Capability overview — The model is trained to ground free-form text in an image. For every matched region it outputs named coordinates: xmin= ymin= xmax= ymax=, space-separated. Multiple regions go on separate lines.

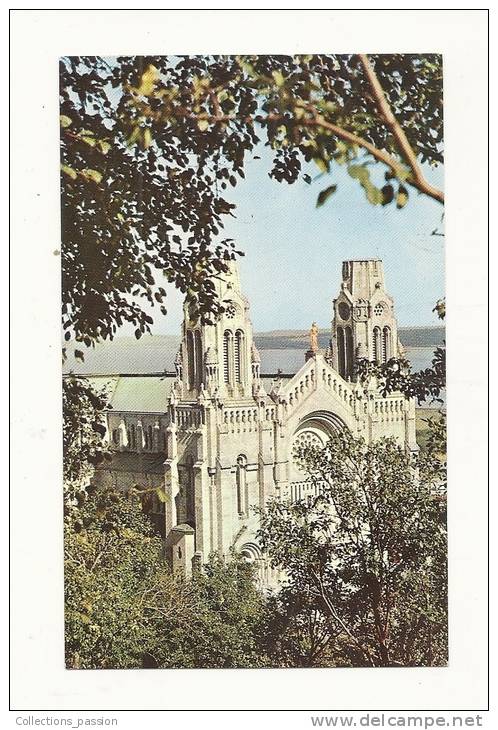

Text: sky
xmin=142 ymin=141 xmax=444 ymax=336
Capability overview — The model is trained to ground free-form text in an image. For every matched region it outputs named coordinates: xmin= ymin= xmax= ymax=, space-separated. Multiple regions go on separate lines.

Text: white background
xmin=7 ymin=4 xmax=492 ymax=724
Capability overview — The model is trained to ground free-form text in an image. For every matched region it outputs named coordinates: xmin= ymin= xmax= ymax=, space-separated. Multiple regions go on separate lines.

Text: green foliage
xmin=258 ymin=587 xmax=340 ymax=667
xmin=150 ymin=554 xmax=267 ymax=668
xmin=63 ymin=376 xmax=266 ymax=669
xmin=61 ymin=55 xmax=443 ymax=354
xmin=356 ymin=346 xmax=446 ymax=405
xmin=316 ymin=184 xmax=337 ymax=207
xmin=258 ymin=430 xmax=447 ymax=667
xmin=63 ymin=376 xmax=112 ymax=495
xmin=65 ymin=488 xmax=267 ymax=669
xmin=356 ymin=298 xmax=445 ymax=405
xmin=65 ymin=486 xmax=166 ymax=669
xmin=60 ymin=57 xmax=241 ymax=355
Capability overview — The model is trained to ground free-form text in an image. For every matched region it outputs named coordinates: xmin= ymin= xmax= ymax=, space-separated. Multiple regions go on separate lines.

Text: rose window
xmin=291 ymin=430 xmax=325 ymax=468
xmin=374 ymin=303 xmax=384 ymax=316
xmin=338 ymin=302 xmax=351 ymax=321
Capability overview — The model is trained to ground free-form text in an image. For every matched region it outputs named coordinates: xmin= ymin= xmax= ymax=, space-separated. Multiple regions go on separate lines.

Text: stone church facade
xmin=95 ymin=259 xmax=418 ymax=583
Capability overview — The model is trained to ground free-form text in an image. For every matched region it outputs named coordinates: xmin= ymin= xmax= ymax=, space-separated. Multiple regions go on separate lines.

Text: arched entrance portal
xmin=289 ymin=410 xmax=346 ymax=502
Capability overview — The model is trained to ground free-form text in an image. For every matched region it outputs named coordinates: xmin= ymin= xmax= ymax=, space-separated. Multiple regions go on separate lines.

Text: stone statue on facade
xmin=309 ymin=322 xmax=319 ymax=353
xmin=305 ymin=322 xmax=320 ymax=362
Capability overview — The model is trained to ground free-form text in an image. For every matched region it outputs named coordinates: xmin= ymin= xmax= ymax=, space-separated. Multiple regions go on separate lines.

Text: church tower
xmin=175 ymin=260 xmax=259 ymax=400
xmin=331 ymin=259 xmax=401 ymax=380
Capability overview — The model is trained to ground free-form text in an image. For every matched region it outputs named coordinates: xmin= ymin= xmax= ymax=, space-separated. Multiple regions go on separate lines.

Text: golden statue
xmin=309 ymin=322 xmax=319 ymax=353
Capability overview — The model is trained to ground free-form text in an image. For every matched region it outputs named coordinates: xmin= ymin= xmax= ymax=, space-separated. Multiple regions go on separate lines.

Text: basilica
xmin=94 ymin=258 xmax=418 ymax=583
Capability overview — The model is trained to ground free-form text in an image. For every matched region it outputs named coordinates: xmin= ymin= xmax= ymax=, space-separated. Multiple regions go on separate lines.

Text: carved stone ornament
xmin=353 ymin=301 xmax=369 ymax=322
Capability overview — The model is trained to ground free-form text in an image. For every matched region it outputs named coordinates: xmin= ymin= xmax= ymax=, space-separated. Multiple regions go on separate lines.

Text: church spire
xmin=331 ymin=259 xmax=401 ymax=380
xmin=179 ymin=258 xmax=257 ymax=399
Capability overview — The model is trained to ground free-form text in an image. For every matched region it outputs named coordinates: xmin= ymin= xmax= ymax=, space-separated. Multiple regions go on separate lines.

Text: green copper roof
xmin=85 ymin=375 xmax=174 ymax=414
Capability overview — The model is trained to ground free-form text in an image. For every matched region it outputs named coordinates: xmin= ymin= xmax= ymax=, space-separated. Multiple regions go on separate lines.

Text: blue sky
xmin=148 ymin=141 xmax=444 ymax=335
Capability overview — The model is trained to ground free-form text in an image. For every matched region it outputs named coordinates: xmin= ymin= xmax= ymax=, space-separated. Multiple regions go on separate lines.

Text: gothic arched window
xmin=345 ymin=326 xmax=353 ymax=380
xmin=382 ymin=326 xmax=392 ymax=362
xmin=234 ymin=329 xmax=245 ymax=384
xmin=186 ymin=330 xmax=195 ymax=389
xmin=185 ymin=455 xmax=195 ymax=526
xmin=373 ymin=326 xmax=382 ymax=364
xmin=223 ymin=330 xmax=233 ymax=384
xmin=337 ymin=326 xmax=345 ymax=378
xmin=194 ymin=329 xmax=203 ymax=387
xmin=236 ymin=454 xmax=247 ymax=515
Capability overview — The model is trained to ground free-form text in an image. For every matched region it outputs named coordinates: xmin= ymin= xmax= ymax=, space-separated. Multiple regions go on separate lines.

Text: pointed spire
xmin=324 ymin=339 xmax=334 ymax=364
xmin=174 ymin=345 xmax=183 ymax=378
xmin=215 ymin=257 xmax=242 ymax=298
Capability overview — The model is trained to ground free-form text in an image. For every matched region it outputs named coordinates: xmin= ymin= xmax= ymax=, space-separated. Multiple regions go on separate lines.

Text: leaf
xmin=272 ymin=70 xmax=285 ymax=87
xmin=313 ymin=157 xmax=329 ymax=174
xmin=365 ymin=183 xmax=384 ymax=205
xmin=347 ymin=164 xmax=370 ymax=184
xmin=60 ymin=114 xmax=72 ymax=128
xmin=396 ymin=185 xmax=409 ymax=209
xmin=80 ymin=136 xmax=97 ymax=148
xmin=316 ymin=184 xmax=337 ymax=207
xmin=127 ymin=126 xmax=141 ymax=146
xmin=99 ymin=140 xmax=111 ymax=154
xmin=143 ymin=129 xmax=152 ymax=149
xmin=197 ymin=119 xmax=209 ymax=132
xmin=61 ymin=164 xmax=77 ymax=180
xmin=396 ymin=192 xmax=408 ymax=208
xmin=381 ymin=184 xmax=394 ymax=206
xmin=155 ymin=487 xmax=168 ymax=503
xmin=82 ymin=169 xmax=103 ymax=184
xmin=137 ymin=64 xmax=160 ymax=96
xmin=74 ymin=350 xmax=84 ymax=361
xmin=135 ymin=329 xmax=142 ymax=340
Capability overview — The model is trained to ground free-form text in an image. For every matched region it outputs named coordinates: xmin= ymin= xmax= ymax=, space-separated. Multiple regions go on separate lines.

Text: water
xmin=259 ymin=346 xmax=437 ymax=375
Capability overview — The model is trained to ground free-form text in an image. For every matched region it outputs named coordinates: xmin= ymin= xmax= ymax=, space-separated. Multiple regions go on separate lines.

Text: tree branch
xmin=149 ymin=74 xmax=444 ymax=205
xmin=357 ymin=54 xmax=444 ymax=204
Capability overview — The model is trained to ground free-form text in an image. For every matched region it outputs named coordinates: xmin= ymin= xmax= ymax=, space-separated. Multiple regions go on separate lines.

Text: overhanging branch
xmin=358 ymin=54 xmax=444 ymax=204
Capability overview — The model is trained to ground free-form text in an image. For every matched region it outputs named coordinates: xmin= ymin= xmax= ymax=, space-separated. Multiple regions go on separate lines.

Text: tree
xmin=356 ymin=298 xmax=446 ymax=405
xmin=150 ymin=553 xmax=268 ymax=669
xmin=60 ymin=54 xmax=443 ymax=355
xmin=257 ymin=429 xmax=447 ymax=667
xmin=62 ymin=355 xmax=268 ymax=668
xmin=65 ymin=481 xmax=269 ymax=668
xmin=62 ymin=375 xmax=112 ymax=498
xmin=258 ymin=586 xmax=340 ymax=667
xmin=64 ymin=485 xmax=167 ymax=669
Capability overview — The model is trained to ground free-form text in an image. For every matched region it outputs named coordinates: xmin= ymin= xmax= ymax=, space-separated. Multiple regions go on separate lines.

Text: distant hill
xmin=63 ymin=326 xmax=444 ymax=376
xmin=255 ymin=326 xmax=445 ymax=350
